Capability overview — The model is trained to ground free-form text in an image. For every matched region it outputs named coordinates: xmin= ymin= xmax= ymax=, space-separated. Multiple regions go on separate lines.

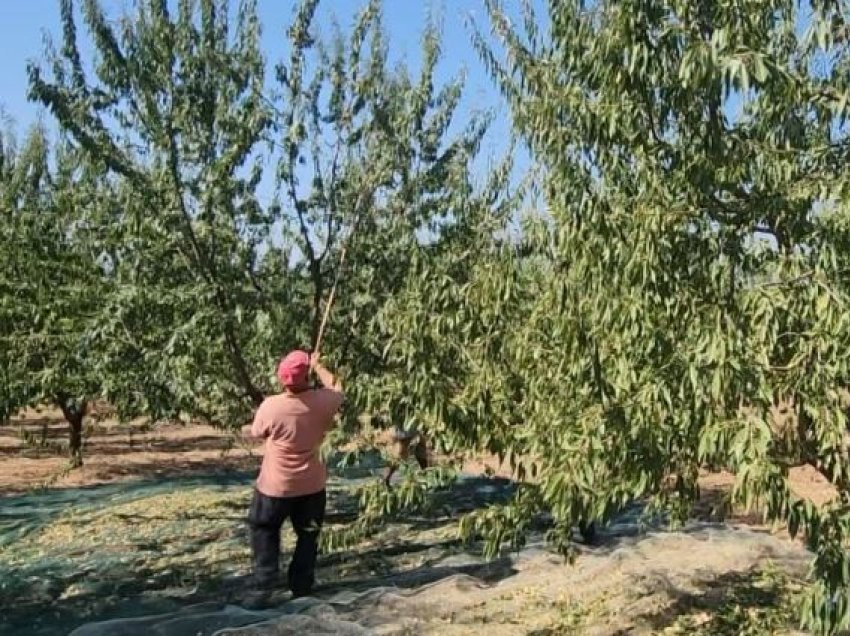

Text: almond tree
xmin=0 ymin=126 xmax=107 ymax=466
xmin=459 ymin=1 xmax=850 ymax=632
xmin=26 ymin=0 xmax=511 ymax=439
xmin=268 ymin=0 xmax=508 ymax=409
xmin=28 ymin=0 xmax=287 ymax=427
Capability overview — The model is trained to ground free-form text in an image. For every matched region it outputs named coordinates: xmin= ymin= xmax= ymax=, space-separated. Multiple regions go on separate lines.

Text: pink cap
xmin=277 ymin=350 xmax=310 ymax=388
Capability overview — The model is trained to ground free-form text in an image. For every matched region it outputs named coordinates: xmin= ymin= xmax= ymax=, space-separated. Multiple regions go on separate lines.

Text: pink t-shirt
xmin=251 ymin=388 xmax=344 ymax=498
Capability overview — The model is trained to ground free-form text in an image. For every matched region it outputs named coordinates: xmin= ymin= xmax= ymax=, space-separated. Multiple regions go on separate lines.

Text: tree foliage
xmin=449 ymin=1 xmax=850 ymax=632
xmin=267 ymin=0 xmax=513 ymax=435
xmin=28 ymin=0 xmax=280 ymax=427
xmin=22 ymin=0 xmax=512 ymax=452
xmin=0 ymin=125 xmax=108 ymax=465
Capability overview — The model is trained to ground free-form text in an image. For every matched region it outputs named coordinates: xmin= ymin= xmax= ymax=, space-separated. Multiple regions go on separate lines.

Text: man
xmin=383 ymin=422 xmax=429 ymax=487
xmin=242 ymin=349 xmax=344 ymax=597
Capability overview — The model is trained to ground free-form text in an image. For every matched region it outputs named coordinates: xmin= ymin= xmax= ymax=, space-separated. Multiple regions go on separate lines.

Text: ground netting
xmin=0 ymin=455 xmax=519 ymax=636
xmin=65 ymin=525 xmax=814 ymax=636
xmin=0 ymin=451 xmax=817 ymax=635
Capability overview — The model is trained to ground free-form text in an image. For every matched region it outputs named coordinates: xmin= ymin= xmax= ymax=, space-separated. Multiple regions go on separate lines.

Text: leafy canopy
xmin=460 ymin=1 xmax=850 ymax=632
xmin=0 ymin=124 xmax=110 ymax=465
xmin=25 ymin=0 xmax=511 ymax=437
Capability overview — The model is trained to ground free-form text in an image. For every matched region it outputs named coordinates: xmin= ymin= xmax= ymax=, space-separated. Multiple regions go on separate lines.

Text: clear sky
xmin=0 ymin=0 xmax=535 ymax=184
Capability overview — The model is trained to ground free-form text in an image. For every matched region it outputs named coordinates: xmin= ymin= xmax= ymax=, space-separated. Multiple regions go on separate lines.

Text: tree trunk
xmin=68 ymin=414 xmax=83 ymax=468
xmin=579 ymin=520 xmax=597 ymax=544
xmin=56 ymin=396 xmax=87 ymax=468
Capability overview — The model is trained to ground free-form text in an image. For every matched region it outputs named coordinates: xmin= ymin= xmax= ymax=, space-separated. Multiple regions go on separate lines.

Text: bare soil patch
xmin=1 ymin=409 xmax=839 ymax=515
xmin=0 ymin=409 xmax=259 ymax=495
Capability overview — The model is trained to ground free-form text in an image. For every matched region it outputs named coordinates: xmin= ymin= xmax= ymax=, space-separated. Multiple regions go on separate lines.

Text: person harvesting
xmin=382 ymin=424 xmax=429 ymax=487
xmin=242 ymin=350 xmax=344 ymax=596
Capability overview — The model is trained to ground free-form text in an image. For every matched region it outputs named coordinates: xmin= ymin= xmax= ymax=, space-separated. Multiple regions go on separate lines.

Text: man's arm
xmin=310 ymin=352 xmax=343 ymax=393
xmin=243 ymin=402 xmax=269 ymax=442
xmin=310 ymin=352 xmax=344 ymax=426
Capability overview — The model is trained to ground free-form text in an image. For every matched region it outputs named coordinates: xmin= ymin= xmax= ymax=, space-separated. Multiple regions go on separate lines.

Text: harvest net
xmin=0 ymin=451 xmax=816 ymax=636
xmin=66 ymin=524 xmax=814 ymax=636
xmin=0 ymin=459 xmax=517 ymax=636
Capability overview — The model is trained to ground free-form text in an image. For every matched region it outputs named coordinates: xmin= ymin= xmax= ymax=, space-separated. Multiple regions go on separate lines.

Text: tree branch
xmin=163 ymin=87 xmax=264 ymax=407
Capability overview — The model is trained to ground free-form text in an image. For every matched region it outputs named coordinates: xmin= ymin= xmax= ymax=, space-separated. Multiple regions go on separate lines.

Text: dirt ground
xmin=1 ymin=408 xmax=837 ymax=514
xmin=0 ymin=408 xmax=259 ymax=495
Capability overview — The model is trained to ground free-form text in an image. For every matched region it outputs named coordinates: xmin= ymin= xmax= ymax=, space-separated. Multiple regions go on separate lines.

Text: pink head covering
xmin=277 ymin=350 xmax=310 ymax=389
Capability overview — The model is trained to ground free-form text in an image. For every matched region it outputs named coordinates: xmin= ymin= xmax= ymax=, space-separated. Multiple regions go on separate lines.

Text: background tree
xmin=26 ymin=0 xmax=516 ymax=441
xmin=455 ymin=1 xmax=850 ymax=632
xmin=0 ymin=125 xmax=107 ymax=466
xmin=28 ymin=0 xmax=286 ymax=428
xmin=19 ymin=0 xmax=529 ymax=560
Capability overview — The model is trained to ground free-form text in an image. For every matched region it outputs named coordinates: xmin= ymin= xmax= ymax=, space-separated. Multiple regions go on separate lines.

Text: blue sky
xmin=0 ymin=0 xmax=534 ymax=185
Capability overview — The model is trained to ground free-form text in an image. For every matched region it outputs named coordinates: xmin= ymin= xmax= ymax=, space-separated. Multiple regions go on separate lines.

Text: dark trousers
xmin=248 ymin=488 xmax=326 ymax=596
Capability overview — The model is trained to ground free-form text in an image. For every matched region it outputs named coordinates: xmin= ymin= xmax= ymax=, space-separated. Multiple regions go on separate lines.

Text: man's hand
xmin=309 ymin=350 xmax=343 ymax=393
